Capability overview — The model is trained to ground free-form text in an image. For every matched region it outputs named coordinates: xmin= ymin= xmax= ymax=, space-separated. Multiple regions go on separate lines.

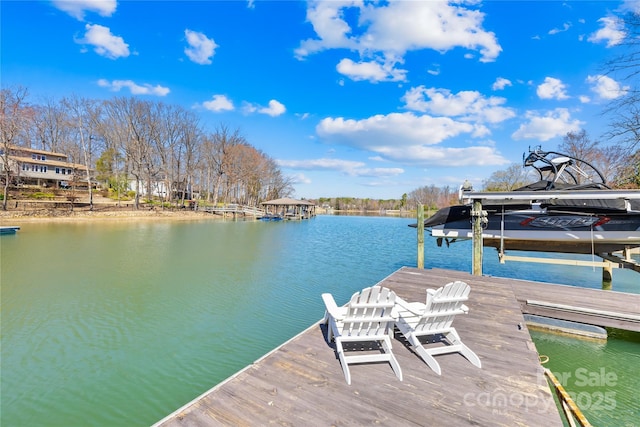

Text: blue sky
xmin=1 ymin=0 xmax=637 ymax=199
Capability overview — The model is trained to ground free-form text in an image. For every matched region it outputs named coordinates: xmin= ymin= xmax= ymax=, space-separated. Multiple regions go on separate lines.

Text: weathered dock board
xmin=434 ymin=269 xmax=640 ymax=332
xmin=512 ymin=279 xmax=640 ymax=332
xmin=154 ymin=267 xmax=564 ymax=427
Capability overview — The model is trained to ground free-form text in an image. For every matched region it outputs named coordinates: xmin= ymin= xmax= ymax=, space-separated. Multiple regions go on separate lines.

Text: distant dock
xmin=149 ymin=266 xmax=640 ymax=426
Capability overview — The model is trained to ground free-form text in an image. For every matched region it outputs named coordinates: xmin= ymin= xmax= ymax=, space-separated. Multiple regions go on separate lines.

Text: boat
xmin=0 ymin=226 xmax=21 ymax=235
xmin=413 ymin=147 xmax=640 ymax=254
xmin=259 ymin=214 xmax=283 ymax=221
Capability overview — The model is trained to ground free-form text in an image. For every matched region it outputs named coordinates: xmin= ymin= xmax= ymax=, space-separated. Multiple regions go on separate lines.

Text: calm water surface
xmin=1 ymin=216 xmax=638 ymax=426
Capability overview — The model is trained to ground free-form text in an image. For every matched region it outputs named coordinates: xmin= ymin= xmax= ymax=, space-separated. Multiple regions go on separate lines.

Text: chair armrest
xmin=394 ymin=297 xmax=424 ymax=316
xmin=461 ymin=304 xmax=469 ymax=314
xmin=321 ymin=293 xmax=343 ymax=320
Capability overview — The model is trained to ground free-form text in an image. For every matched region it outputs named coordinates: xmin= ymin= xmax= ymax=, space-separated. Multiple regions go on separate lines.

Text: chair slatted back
xmin=414 ymin=281 xmax=470 ymax=333
xmin=341 ymin=286 xmax=396 ymax=337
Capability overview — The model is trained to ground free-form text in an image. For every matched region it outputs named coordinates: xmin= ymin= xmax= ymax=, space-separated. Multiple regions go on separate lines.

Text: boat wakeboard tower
xmin=413 ymin=146 xmax=640 ymax=256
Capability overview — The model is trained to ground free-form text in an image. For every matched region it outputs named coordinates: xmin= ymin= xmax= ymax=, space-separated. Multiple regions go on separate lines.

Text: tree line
xmin=3 ymin=85 xmax=636 ymax=214
xmin=1 ymin=87 xmax=293 ymax=210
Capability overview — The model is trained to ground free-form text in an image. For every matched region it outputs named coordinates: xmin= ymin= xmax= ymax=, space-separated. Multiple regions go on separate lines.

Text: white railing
xmin=197 ymin=204 xmax=266 ymax=217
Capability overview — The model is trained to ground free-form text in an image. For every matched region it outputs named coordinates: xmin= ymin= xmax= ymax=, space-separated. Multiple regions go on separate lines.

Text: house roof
xmin=261 ymin=197 xmax=315 ymax=206
xmin=10 ymin=155 xmax=88 ymax=171
xmin=9 ymin=144 xmax=68 ymax=158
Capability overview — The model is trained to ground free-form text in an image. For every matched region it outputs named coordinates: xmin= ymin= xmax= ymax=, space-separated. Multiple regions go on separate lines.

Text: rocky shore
xmin=0 ymin=205 xmax=226 ymax=223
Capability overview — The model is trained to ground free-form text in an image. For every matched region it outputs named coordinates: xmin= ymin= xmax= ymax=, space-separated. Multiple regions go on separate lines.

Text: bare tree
xmin=3 ymin=89 xmax=295 ymax=209
xmin=599 ymin=144 xmax=637 ymax=188
xmin=178 ymin=109 xmax=201 ymax=205
xmin=100 ymin=100 xmax=130 ymax=204
xmin=407 ymin=184 xmax=459 ymax=210
xmin=557 ymin=129 xmax=631 ymax=187
xmin=102 ymin=97 xmax=151 ymax=209
xmin=262 ymin=157 xmax=293 ymax=200
xmin=207 ymin=125 xmax=246 ymax=205
xmin=0 ymin=86 xmax=30 ymax=210
xmin=63 ymin=95 xmax=103 ymax=210
xmin=29 ymin=97 xmax=70 ymax=152
xmin=482 ymin=163 xmax=533 ymax=191
xmin=557 ymin=130 xmax=605 ymax=185
xmin=600 ymin=11 xmax=640 ymax=186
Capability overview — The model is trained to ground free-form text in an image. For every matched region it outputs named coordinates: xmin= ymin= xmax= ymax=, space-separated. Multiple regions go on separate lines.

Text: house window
xmin=32 ymin=154 xmax=37 ymax=160
xmin=61 ymin=169 xmax=66 ymax=175
xmin=31 ymin=164 xmax=37 ymax=171
xmin=42 ymin=155 xmax=46 ymax=161
xmin=67 ymin=169 xmax=72 ymax=175
xmin=55 ymin=167 xmax=60 ymax=174
xmin=41 ymin=166 xmax=47 ymax=173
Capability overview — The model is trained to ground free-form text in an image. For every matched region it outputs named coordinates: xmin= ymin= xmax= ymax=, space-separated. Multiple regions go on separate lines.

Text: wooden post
xmin=417 ymin=203 xmax=424 ymax=269
xmin=602 ymin=263 xmax=613 ymax=290
xmin=471 ymin=199 xmax=484 ymax=276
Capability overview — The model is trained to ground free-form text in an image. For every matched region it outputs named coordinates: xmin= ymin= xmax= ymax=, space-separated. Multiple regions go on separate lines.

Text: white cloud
xmin=376 ymin=145 xmax=509 ymax=167
xmin=296 ymin=1 xmax=501 ymax=82
xmin=336 ymin=58 xmax=407 ymax=82
xmin=184 ymin=29 xmax=218 ymax=65
xmin=492 ymin=77 xmax=512 ymax=91
xmin=279 ymin=158 xmax=364 ymax=172
xmin=77 ymin=24 xmax=129 ymax=59
xmin=512 ymin=108 xmax=584 ymax=141
xmin=427 ymin=67 xmax=440 ymax=76
xmin=318 ymin=112 xmax=473 ymax=148
xmin=586 ymin=74 xmax=629 ymax=100
xmin=537 ymin=77 xmax=569 ymax=100
xmin=242 ymin=100 xmax=286 ymax=116
xmin=202 ymin=95 xmax=234 ymax=112
xmin=579 ymin=95 xmax=591 ymax=103
xmin=315 ymin=112 xmax=508 ymax=167
xmin=277 ymin=158 xmax=404 ymax=177
xmin=351 ymin=167 xmax=404 ymax=178
xmin=259 ymin=100 xmax=286 ymax=117
xmin=588 ymin=16 xmax=625 ymax=47
xmin=402 ymin=86 xmax=516 ymax=124
xmin=52 ymin=0 xmax=116 ymax=20
xmin=289 ymin=173 xmax=312 ymax=185
xmin=549 ymin=22 xmax=571 ymax=35
xmin=619 ymin=0 xmax=640 ymax=15
xmin=97 ymin=79 xmax=169 ymax=96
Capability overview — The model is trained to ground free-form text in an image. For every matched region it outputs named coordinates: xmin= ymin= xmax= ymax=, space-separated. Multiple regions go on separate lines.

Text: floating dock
xmin=148 ymin=266 xmax=640 ymax=426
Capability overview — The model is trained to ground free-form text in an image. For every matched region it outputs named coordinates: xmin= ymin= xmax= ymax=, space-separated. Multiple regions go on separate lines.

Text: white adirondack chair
xmin=393 ymin=280 xmax=481 ymax=375
xmin=322 ymin=286 xmax=403 ymax=385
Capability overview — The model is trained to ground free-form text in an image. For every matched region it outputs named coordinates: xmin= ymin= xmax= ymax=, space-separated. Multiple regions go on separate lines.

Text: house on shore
xmin=0 ymin=145 xmax=90 ymax=189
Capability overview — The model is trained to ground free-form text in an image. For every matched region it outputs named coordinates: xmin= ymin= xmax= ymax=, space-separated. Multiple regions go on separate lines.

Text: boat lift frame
xmin=463 ymin=190 xmax=640 ymax=280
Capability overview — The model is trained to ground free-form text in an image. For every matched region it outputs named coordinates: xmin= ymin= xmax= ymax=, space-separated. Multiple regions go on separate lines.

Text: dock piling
xmin=471 ymin=199 xmax=486 ymax=275
xmin=417 ymin=203 xmax=424 ymax=269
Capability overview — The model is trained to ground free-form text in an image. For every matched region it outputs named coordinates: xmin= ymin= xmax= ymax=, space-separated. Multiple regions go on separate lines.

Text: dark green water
xmin=1 ymin=216 xmax=638 ymax=426
xmin=531 ymin=329 xmax=640 ymax=426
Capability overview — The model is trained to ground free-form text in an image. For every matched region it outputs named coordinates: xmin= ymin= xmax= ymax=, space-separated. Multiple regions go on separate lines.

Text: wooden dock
xmin=502 ymin=276 xmax=639 ymax=332
xmin=197 ymin=204 xmax=265 ymax=217
xmin=153 ymin=267 xmax=591 ymax=427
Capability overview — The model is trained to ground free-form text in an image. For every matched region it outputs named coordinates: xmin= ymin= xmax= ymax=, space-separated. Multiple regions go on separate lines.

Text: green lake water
xmin=1 ymin=216 xmax=638 ymax=426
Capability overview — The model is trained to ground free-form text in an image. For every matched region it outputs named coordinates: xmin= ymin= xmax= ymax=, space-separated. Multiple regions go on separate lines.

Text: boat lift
xmin=463 ymin=189 xmax=640 ymax=285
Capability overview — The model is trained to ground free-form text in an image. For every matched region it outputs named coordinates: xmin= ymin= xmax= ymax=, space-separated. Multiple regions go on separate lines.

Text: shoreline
xmin=0 ymin=208 xmax=233 ymax=224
